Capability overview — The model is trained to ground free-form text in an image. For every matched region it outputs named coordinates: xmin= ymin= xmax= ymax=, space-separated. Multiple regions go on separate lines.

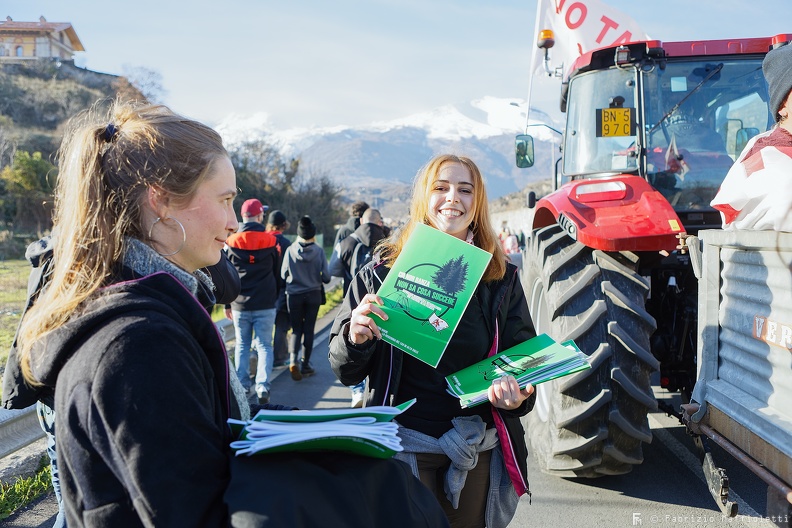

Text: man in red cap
xmin=224 ymin=198 xmax=280 ymax=404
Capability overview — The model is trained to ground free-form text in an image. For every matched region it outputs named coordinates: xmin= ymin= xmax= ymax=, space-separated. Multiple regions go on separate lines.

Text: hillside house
xmin=0 ymin=16 xmax=84 ymax=61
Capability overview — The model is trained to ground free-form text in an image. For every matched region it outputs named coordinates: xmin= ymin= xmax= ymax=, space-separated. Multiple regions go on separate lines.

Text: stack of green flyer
xmin=228 ymin=399 xmax=415 ymax=459
xmin=374 ymin=223 xmax=492 ymax=368
xmin=445 ymin=335 xmax=590 ymax=408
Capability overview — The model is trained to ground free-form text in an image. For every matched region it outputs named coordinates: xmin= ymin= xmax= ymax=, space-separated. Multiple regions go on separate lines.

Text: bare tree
xmin=227 ymin=138 xmax=344 ymax=241
xmin=120 ymin=65 xmax=167 ymax=104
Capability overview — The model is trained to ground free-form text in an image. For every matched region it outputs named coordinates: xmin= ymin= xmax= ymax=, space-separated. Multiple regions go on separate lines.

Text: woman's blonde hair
xmin=378 ymin=154 xmax=507 ymax=282
xmin=18 ymin=101 xmax=228 ymax=383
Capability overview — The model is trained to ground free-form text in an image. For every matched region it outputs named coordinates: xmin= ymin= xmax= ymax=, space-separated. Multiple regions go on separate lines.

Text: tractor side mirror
xmin=515 ymin=134 xmax=535 ymax=168
xmin=526 ymin=191 xmax=536 ymax=209
xmin=735 ymin=127 xmax=759 ymax=154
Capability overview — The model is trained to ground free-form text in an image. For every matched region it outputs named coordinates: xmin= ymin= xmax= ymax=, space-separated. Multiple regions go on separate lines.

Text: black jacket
xmin=224 ymin=222 xmax=280 ymax=311
xmin=329 ymin=257 xmax=536 ymax=496
xmin=271 ymin=231 xmax=291 ymax=311
xmin=336 ymin=222 xmax=386 ymax=280
xmin=333 ymin=216 xmax=360 ymax=247
xmin=29 ymin=271 xmax=233 ymax=526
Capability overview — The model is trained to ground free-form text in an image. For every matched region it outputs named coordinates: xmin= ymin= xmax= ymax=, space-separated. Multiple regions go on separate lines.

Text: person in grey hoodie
xmin=281 ymin=215 xmax=331 ymax=380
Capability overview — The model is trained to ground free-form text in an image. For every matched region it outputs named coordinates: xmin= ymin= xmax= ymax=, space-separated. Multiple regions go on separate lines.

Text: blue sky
xmin=5 ymin=1 xmax=791 ymax=129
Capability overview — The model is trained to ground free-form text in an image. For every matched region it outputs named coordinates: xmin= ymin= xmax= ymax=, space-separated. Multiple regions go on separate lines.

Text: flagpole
xmin=524 ymin=0 xmax=545 ymax=128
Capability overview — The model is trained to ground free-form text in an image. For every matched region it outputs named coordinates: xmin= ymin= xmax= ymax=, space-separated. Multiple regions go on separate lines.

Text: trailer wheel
xmin=522 ymin=224 xmax=659 ymax=477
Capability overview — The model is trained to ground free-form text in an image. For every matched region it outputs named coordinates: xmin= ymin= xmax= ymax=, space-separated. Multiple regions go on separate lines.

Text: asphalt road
xmin=3 ymin=306 xmax=783 ymax=527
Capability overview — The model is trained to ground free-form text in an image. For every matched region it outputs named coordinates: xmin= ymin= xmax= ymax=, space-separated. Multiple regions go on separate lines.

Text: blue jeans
xmin=36 ymin=401 xmax=65 ymax=528
xmin=232 ymin=309 xmax=276 ymax=392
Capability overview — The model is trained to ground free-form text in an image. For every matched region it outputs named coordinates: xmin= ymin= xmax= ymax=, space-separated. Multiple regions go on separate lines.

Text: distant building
xmin=0 ymin=16 xmax=84 ymax=61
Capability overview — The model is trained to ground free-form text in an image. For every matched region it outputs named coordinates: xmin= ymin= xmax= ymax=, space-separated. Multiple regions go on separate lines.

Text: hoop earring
xmin=148 ymin=216 xmax=186 ymax=257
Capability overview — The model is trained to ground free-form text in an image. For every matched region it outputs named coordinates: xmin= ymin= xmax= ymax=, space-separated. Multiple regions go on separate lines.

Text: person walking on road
xmin=224 ymin=198 xmax=281 ymax=404
xmin=266 ymin=209 xmax=292 ymax=367
xmin=331 ymin=207 xmax=386 ymax=407
xmin=281 ymin=215 xmax=331 ymax=380
xmin=329 ymin=200 xmax=369 ymax=294
xmin=329 ymin=154 xmax=537 ymax=528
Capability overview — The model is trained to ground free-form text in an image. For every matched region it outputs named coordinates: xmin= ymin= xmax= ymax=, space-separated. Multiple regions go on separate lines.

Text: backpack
xmin=328 ymin=242 xmax=346 ymax=278
xmin=348 ymin=234 xmax=372 ymax=280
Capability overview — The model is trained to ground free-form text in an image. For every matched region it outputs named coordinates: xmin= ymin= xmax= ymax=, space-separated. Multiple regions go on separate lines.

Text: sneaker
xmin=300 ymin=360 xmax=315 ymax=377
xmin=256 ymin=386 xmax=270 ymax=404
xmin=290 ymin=364 xmax=303 ymax=381
xmin=350 ymin=391 xmax=364 ymax=408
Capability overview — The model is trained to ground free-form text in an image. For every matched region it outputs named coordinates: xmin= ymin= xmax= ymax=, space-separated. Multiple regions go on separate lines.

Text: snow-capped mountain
xmin=216 ymin=97 xmax=561 ymax=215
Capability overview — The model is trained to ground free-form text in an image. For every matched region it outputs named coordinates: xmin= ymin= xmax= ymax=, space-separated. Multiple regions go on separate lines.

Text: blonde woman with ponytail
xmin=329 ymin=154 xmax=537 ymax=528
xmin=17 ymin=101 xmax=242 ymax=525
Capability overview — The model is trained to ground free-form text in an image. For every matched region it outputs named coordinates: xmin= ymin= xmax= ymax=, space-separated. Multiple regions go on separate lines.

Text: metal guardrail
xmin=0 ymin=407 xmax=44 ymax=459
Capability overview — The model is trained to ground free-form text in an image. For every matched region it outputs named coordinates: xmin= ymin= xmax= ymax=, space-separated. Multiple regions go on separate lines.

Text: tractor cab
xmin=518 ymin=38 xmax=776 ymax=233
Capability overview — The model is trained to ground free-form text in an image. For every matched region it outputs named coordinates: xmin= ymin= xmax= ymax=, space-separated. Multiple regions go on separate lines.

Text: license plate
xmin=596 ymin=108 xmax=634 ymax=137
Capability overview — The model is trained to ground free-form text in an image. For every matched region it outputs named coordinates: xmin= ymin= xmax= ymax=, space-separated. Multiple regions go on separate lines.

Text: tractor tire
xmin=522 ymin=224 xmax=659 ymax=477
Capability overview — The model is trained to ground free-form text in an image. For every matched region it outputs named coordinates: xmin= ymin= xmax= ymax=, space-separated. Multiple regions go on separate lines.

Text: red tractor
xmin=516 ymin=33 xmax=792 ymax=477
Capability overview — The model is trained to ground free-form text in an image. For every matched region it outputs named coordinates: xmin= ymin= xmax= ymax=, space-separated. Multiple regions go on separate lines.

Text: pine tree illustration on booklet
xmin=228 ymin=399 xmax=416 ymax=459
xmin=445 ymin=335 xmax=590 ymax=408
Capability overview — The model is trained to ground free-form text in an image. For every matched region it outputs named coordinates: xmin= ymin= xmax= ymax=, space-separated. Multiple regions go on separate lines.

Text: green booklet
xmin=445 ymin=335 xmax=590 ymax=408
xmin=374 ymin=223 xmax=492 ymax=367
xmin=228 ymin=399 xmax=415 ymax=459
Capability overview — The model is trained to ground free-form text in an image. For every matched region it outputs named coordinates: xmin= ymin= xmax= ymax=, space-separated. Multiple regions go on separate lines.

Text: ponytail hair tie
xmin=102 ymin=123 xmax=118 ymax=143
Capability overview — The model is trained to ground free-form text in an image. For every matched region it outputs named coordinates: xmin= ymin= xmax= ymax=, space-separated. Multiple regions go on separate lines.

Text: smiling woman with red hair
xmin=329 ymin=153 xmax=537 ymax=528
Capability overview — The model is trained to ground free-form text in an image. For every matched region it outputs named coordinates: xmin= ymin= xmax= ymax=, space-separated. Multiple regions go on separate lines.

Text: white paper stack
xmin=228 ymin=400 xmax=415 ymax=459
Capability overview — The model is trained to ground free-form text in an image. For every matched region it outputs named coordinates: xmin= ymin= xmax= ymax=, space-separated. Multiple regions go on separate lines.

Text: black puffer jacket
xmin=329 ymin=256 xmax=537 ymax=496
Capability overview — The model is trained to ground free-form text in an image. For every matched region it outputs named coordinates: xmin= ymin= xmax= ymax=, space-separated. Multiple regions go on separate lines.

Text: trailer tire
xmin=522 ymin=224 xmax=659 ymax=477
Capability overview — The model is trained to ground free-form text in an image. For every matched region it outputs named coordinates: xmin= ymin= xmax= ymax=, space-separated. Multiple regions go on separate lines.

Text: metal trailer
xmin=684 ymin=229 xmax=792 ymax=521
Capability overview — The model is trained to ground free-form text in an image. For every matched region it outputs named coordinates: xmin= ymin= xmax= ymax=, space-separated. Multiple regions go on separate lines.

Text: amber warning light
xmin=537 ymin=29 xmax=555 ymax=50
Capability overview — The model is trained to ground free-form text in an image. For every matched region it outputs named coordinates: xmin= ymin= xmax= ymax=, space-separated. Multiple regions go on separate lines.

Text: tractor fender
xmin=531 ymin=175 xmax=685 ymax=253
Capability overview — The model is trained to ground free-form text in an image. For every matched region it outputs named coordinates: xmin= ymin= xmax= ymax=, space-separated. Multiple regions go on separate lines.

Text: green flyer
xmin=445 ymin=336 xmax=590 ymax=408
xmin=374 ymin=223 xmax=492 ymax=368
